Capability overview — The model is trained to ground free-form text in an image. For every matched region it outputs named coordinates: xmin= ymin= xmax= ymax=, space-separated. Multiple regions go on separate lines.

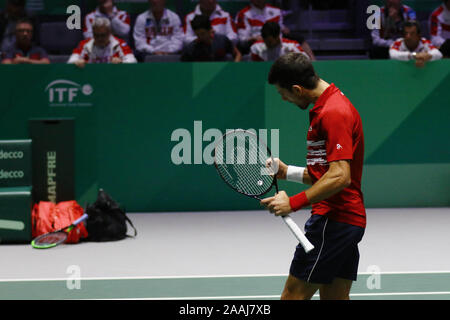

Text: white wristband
xmin=286 ymin=166 xmax=305 ymax=184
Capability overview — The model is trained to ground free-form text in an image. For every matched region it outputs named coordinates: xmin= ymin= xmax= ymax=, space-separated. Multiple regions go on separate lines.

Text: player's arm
xmin=270 ymin=158 xmax=312 ymax=185
xmin=275 ymin=158 xmax=350 ymax=197
xmin=111 ymin=11 xmax=131 ymax=38
xmin=302 ymin=160 xmax=350 ymax=204
xmin=261 ymin=160 xmax=350 ymax=215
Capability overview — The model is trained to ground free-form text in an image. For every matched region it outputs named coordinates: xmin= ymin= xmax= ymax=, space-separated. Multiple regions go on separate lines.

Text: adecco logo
xmin=0 ymin=150 xmax=24 ymax=159
xmin=45 ymin=79 xmax=94 ymax=107
xmin=0 ymin=169 xmax=24 ymax=179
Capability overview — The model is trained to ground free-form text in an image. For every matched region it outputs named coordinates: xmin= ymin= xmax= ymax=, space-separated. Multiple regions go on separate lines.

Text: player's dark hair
xmin=268 ymin=52 xmax=319 ymax=91
xmin=191 ymin=14 xmax=212 ymax=31
xmin=261 ymin=22 xmax=280 ymax=39
xmin=16 ymin=17 xmax=34 ymax=29
xmin=402 ymin=20 xmax=421 ymax=34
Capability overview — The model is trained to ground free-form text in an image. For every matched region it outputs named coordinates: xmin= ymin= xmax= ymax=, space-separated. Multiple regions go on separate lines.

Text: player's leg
xmin=281 ymin=274 xmax=320 ymax=300
xmin=285 ymin=215 xmax=328 ymax=300
xmin=319 ymin=237 xmax=363 ymax=300
xmin=319 ymin=277 xmax=353 ymax=300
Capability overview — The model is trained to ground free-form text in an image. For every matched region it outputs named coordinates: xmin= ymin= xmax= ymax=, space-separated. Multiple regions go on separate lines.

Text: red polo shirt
xmin=305 ymin=83 xmax=366 ymax=228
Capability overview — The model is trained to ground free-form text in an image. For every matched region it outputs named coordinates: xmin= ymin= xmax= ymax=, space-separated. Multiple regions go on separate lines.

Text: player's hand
xmin=111 ymin=57 xmax=122 ymax=64
xmin=260 ymin=191 xmax=292 ymax=216
xmin=265 ymin=157 xmax=288 ymax=180
xmin=12 ymin=56 xmax=30 ymax=64
xmin=74 ymin=59 xmax=86 ymax=68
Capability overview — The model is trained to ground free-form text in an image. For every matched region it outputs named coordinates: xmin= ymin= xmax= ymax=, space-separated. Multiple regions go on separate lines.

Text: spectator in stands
xmin=181 ymin=14 xmax=241 ymax=62
xmin=235 ymin=0 xmax=315 ymax=59
xmin=0 ymin=0 xmax=35 ymax=52
xmin=184 ymin=0 xmax=237 ymax=46
xmin=1 ymin=18 xmax=49 ymax=64
xmin=69 ymin=17 xmax=136 ymax=68
xmin=370 ymin=0 xmax=416 ymax=59
xmin=236 ymin=0 xmax=288 ymax=47
xmin=430 ymin=0 xmax=450 ymax=58
xmin=250 ymin=21 xmax=309 ymax=61
xmin=133 ymin=0 xmax=183 ymax=59
xmin=390 ymin=20 xmax=442 ymax=67
xmin=84 ymin=0 xmax=130 ymax=41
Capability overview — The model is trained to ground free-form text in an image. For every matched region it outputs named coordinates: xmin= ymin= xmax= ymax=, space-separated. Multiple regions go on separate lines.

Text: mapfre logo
xmin=45 ymin=79 xmax=94 ymax=107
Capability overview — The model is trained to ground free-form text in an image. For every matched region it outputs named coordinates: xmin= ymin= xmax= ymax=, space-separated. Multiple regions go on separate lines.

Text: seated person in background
xmin=68 ymin=17 xmax=136 ymax=68
xmin=84 ymin=0 xmax=130 ymax=41
xmin=390 ymin=20 xmax=442 ymax=67
xmin=0 ymin=0 xmax=35 ymax=52
xmin=181 ymin=14 xmax=241 ymax=62
xmin=250 ymin=21 xmax=309 ymax=61
xmin=235 ymin=0 xmax=288 ymax=52
xmin=1 ymin=18 xmax=49 ymax=64
xmin=370 ymin=0 xmax=416 ymax=59
xmin=133 ymin=0 xmax=183 ymax=58
xmin=184 ymin=0 xmax=237 ymax=46
xmin=430 ymin=0 xmax=450 ymax=57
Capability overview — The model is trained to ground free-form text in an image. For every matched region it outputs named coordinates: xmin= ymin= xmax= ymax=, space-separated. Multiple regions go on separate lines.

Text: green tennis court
xmin=2 ymin=272 xmax=450 ymax=300
xmin=2 ymin=209 xmax=450 ymax=300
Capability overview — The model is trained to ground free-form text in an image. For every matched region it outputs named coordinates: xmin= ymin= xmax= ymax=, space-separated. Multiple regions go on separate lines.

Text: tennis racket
xmin=214 ymin=129 xmax=314 ymax=253
xmin=31 ymin=213 xmax=89 ymax=249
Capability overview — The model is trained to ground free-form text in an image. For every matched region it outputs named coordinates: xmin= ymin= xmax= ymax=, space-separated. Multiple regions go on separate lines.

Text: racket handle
xmin=72 ymin=213 xmax=89 ymax=226
xmin=282 ymin=216 xmax=314 ymax=253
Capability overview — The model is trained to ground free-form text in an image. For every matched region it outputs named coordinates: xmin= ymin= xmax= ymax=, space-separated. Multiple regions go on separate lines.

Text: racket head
xmin=31 ymin=231 xmax=68 ymax=249
xmin=214 ymin=129 xmax=278 ymax=199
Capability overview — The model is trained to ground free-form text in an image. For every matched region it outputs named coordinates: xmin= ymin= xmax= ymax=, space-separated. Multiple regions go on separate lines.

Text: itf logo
xmin=45 ymin=80 xmax=94 ymax=107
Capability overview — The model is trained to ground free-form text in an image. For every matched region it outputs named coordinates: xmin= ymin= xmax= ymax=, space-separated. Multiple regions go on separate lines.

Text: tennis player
xmin=261 ymin=52 xmax=366 ymax=300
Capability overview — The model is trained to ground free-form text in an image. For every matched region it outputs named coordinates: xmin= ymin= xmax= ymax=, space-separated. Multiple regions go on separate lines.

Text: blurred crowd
xmin=0 ymin=0 xmax=449 ymax=67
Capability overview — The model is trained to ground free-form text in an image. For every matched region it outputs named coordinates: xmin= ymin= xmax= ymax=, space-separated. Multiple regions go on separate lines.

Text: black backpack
xmin=85 ymin=189 xmax=137 ymax=242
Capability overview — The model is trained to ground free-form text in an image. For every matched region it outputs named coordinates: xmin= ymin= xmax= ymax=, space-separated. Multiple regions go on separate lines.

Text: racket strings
xmin=33 ymin=232 xmax=67 ymax=246
xmin=215 ymin=131 xmax=275 ymax=196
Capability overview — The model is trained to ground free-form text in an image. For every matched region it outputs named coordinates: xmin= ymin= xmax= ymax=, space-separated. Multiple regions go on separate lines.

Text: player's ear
xmin=291 ymin=85 xmax=303 ymax=96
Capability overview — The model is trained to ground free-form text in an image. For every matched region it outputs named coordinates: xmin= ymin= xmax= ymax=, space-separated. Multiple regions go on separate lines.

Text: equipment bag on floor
xmin=85 ymin=189 xmax=137 ymax=242
xmin=32 ymin=200 xmax=88 ymax=244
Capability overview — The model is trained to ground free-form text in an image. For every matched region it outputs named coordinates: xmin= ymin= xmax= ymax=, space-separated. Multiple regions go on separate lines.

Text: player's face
xmin=275 ymin=84 xmax=311 ymax=110
xmin=15 ymin=22 xmax=33 ymax=45
xmin=194 ymin=28 xmax=213 ymax=44
xmin=404 ymin=26 xmax=420 ymax=49
xmin=264 ymin=36 xmax=281 ymax=49
xmin=93 ymin=26 xmax=111 ymax=48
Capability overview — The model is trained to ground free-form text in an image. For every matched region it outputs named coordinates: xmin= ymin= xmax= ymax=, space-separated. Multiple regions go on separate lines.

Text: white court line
xmin=104 ymin=291 xmax=450 ymax=300
xmin=2 ymin=270 xmax=450 ymax=282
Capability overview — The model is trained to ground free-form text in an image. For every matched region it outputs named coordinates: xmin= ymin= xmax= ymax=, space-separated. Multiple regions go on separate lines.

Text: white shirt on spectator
xmin=68 ymin=36 xmax=137 ymax=64
xmin=371 ymin=5 xmax=416 ymax=48
xmin=133 ymin=8 xmax=184 ymax=54
xmin=389 ymin=37 xmax=443 ymax=61
xmin=84 ymin=6 xmax=130 ymax=39
xmin=235 ymin=4 xmax=284 ymax=43
xmin=183 ymin=4 xmax=237 ymax=45
xmin=250 ymin=38 xmax=308 ymax=61
xmin=429 ymin=3 xmax=450 ymax=47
